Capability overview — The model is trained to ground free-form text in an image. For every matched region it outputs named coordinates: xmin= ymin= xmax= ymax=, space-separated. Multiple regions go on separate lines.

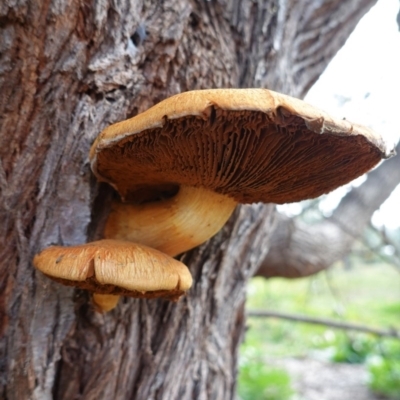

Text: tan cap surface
xmin=34 ymin=240 xmax=192 ymax=299
xmin=90 ymin=89 xmax=393 ymax=204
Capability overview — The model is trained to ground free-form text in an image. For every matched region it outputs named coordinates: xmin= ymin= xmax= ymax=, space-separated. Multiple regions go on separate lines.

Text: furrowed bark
xmin=0 ymin=0 xmax=377 ymax=398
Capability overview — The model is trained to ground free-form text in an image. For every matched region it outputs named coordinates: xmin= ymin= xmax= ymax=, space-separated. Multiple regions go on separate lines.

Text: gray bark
xmin=0 ymin=0 xmax=376 ymax=398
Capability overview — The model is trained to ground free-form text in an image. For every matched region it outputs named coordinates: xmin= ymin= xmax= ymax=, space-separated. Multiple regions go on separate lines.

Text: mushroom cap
xmin=90 ymin=89 xmax=393 ymax=204
xmin=33 ymin=240 xmax=192 ymax=300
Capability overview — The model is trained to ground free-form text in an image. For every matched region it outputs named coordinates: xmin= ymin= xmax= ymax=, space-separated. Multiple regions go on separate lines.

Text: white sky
xmin=304 ymin=0 xmax=400 ymax=229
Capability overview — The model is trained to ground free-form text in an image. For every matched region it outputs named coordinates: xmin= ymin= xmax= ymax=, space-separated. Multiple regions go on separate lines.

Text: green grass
xmin=239 ymin=261 xmax=400 ymax=397
xmin=244 ymin=262 xmax=400 ymax=357
xmin=369 ymin=353 xmax=400 ymax=399
xmin=238 ymin=343 xmax=294 ymax=400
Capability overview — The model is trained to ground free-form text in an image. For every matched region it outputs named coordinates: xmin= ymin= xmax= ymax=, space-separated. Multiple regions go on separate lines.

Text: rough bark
xmin=0 ymin=0 xmax=376 ymax=399
xmin=257 ymin=141 xmax=400 ymax=279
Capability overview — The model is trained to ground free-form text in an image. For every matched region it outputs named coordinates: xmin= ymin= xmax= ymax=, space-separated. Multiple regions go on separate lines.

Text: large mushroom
xmin=90 ymin=89 xmax=392 ymax=257
xmin=34 ymin=88 xmax=392 ymax=312
xmin=33 ymin=240 xmax=192 ymax=311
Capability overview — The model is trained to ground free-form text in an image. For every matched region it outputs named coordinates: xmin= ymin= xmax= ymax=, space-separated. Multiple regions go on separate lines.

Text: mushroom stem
xmin=104 ymin=185 xmax=238 ymax=257
xmin=92 ymin=293 xmax=120 ymax=312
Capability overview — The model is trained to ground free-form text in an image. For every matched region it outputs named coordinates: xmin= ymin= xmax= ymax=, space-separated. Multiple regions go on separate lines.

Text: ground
xmin=273 ymin=357 xmax=385 ymax=400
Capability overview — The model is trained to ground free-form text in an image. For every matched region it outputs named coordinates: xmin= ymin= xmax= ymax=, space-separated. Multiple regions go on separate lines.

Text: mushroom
xmin=90 ymin=88 xmax=392 ymax=256
xmin=33 ymin=239 xmax=192 ymax=311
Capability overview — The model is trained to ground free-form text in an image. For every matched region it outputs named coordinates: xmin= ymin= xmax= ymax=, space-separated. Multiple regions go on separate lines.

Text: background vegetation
xmin=239 ymin=221 xmax=400 ymax=399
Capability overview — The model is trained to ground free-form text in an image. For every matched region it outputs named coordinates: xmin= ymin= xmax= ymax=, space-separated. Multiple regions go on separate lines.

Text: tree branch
xmin=247 ymin=310 xmax=400 ymax=339
xmin=257 ymin=141 xmax=400 ymax=279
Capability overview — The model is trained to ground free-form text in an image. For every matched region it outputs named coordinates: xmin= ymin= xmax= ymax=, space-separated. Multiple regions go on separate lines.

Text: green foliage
xmin=323 ymin=335 xmax=400 ymax=398
xmin=380 ymin=302 xmax=400 ymax=315
xmin=368 ymin=341 xmax=400 ymax=399
xmin=369 ymin=358 xmax=400 ymax=399
xmin=241 ymin=263 xmax=400 ymax=398
xmin=331 ymin=335 xmax=374 ymax=364
xmin=238 ymin=339 xmax=293 ymax=400
xmin=238 ymin=352 xmax=293 ymax=400
xmin=246 ymin=265 xmax=400 ymax=357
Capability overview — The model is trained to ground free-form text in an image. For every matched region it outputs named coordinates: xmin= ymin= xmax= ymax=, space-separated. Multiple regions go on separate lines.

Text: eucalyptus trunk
xmin=0 ymin=0 xmax=376 ymax=398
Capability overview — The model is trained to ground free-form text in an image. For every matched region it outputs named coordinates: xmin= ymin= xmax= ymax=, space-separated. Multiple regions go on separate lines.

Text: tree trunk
xmin=257 ymin=141 xmax=400 ymax=279
xmin=0 ymin=0 xmax=377 ymax=398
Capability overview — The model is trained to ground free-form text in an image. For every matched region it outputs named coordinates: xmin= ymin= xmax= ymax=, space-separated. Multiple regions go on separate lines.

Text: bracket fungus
xmin=33 ymin=240 xmax=192 ymax=311
xmin=35 ymin=88 xmax=393 ymax=312
xmin=90 ymin=88 xmax=393 ymax=257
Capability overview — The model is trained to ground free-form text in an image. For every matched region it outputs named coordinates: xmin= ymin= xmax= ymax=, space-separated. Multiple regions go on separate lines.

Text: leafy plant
xmin=243 ymin=264 xmax=400 ymax=398
xmin=238 ymin=344 xmax=293 ymax=400
xmin=331 ymin=335 xmax=374 ymax=364
xmin=328 ymin=335 xmax=400 ymax=398
xmin=238 ymin=361 xmax=293 ymax=400
xmin=367 ymin=341 xmax=400 ymax=399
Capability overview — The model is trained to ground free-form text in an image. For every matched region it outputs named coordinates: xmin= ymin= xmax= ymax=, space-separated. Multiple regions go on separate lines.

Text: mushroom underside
xmin=96 ymin=108 xmax=383 ymax=204
xmin=47 ymin=274 xmax=185 ymax=301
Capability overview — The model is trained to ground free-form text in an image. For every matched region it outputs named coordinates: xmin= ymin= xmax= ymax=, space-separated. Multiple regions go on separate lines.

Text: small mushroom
xmin=34 ymin=239 xmax=192 ymax=311
xmin=90 ymin=89 xmax=392 ymax=256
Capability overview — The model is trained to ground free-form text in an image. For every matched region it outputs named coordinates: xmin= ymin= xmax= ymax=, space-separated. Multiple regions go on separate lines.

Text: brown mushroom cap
xmin=90 ymin=88 xmax=392 ymax=205
xmin=33 ymin=239 xmax=192 ymax=300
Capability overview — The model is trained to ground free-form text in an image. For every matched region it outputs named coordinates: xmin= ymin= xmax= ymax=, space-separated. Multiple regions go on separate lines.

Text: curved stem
xmin=92 ymin=293 xmax=120 ymax=312
xmin=104 ymin=186 xmax=238 ymax=257
xmin=95 ymin=186 xmax=236 ymax=311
